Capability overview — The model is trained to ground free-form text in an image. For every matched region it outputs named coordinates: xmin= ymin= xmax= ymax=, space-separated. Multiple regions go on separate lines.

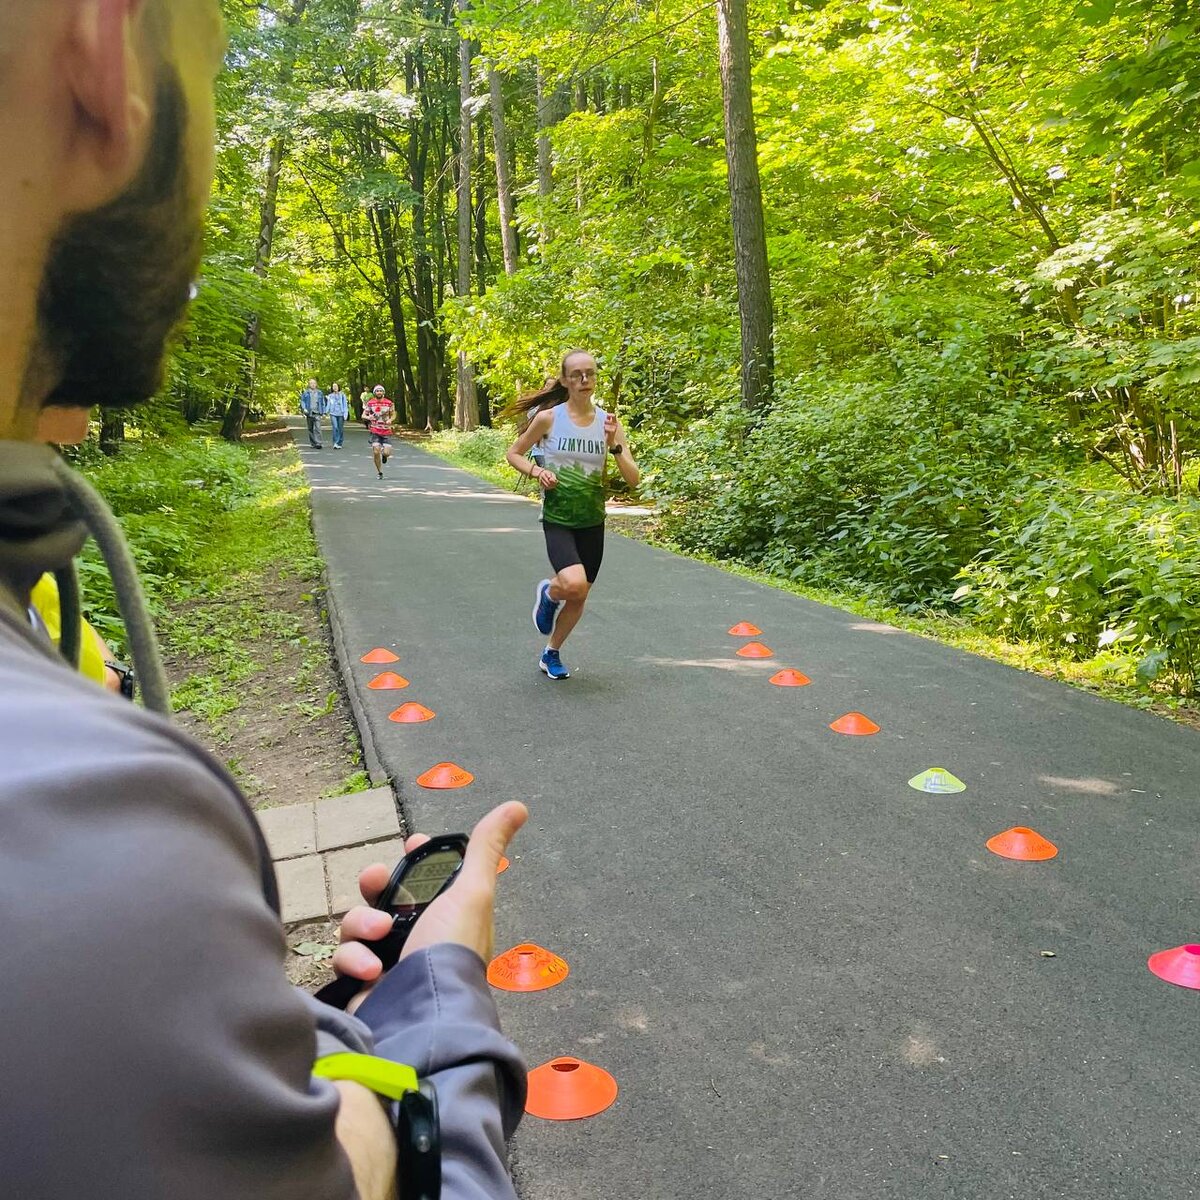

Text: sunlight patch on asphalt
xmin=1038 ymin=775 xmax=1122 ymax=796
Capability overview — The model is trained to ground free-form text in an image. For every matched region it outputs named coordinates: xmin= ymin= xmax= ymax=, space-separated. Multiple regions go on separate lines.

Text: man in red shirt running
xmin=364 ymin=384 xmax=396 ymax=479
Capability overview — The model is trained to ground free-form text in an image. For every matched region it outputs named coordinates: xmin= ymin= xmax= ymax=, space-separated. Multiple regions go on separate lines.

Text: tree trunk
xmin=488 ymin=65 xmax=518 ymax=275
xmin=717 ymin=0 xmax=774 ymax=416
xmin=474 ymin=116 xmax=489 ymax=293
xmin=407 ymin=52 xmax=435 ymax=430
xmin=455 ymin=0 xmax=479 ymax=431
xmin=535 ymin=63 xmax=554 ymax=199
xmin=223 ymin=0 xmax=311 ymax=442
xmin=99 ymin=411 xmax=126 ymax=456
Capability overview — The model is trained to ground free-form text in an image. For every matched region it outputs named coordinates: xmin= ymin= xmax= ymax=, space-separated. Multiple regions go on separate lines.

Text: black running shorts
xmin=543 ymin=521 xmax=605 ymax=584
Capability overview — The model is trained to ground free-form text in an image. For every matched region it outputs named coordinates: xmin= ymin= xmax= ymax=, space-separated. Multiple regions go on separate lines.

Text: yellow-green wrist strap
xmin=313 ymin=1053 xmax=420 ymax=1101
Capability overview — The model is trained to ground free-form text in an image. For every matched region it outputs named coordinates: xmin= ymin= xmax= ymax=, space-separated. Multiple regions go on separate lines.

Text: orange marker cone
xmin=526 ymin=1057 xmax=618 ymax=1121
xmin=488 ymin=944 xmax=570 ymax=992
xmin=1148 ymin=943 xmax=1200 ymax=990
xmin=728 ymin=622 xmax=763 ymax=637
xmin=416 ymin=762 xmax=474 ymax=789
xmin=361 ymin=648 xmax=399 ymax=664
xmin=367 ymin=672 xmax=410 ymax=690
xmin=497 ymin=856 xmax=510 ymax=875
xmin=985 ymin=826 xmax=1058 ymax=861
xmin=770 ymin=669 xmax=811 ymax=687
xmin=736 ymin=642 xmax=773 ymax=658
xmin=829 ymin=712 xmax=880 ymax=735
xmin=388 ymin=703 xmax=435 ymax=724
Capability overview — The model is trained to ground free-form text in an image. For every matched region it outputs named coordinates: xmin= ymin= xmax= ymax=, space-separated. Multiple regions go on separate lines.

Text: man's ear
xmin=57 ymin=0 xmax=153 ymax=213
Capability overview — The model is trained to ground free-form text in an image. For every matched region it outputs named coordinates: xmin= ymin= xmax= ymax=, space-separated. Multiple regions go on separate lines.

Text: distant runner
xmin=504 ymin=351 xmax=640 ymax=680
xmin=364 ymin=384 xmax=395 ymax=479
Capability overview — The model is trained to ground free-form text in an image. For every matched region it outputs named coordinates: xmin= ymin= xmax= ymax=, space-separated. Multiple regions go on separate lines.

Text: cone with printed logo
xmin=388 ymin=703 xmax=435 ymax=724
xmin=908 ymin=767 xmax=966 ymax=794
xmin=829 ymin=712 xmax=880 ymax=736
xmin=728 ymin=622 xmax=763 ymax=637
xmin=368 ymin=672 xmax=410 ymax=690
xmin=488 ymin=944 xmax=570 ymax=993
xmin=416 ymin=762 xmax=474 ymax=789
xmin=770 ymin=669 xmax=811 ymax=687
xmin=1148 ymin=943 xmax=1200 ymax=990
xmin=985 ymin=826 xmax=1058 ymax=861
xmin=736 ymin=642 xmax=773 ymax=658
xmin=526 ymin=1057 xmax=618 ymax=1121
xmin=361 ymin=648 xmax=399 ymax=664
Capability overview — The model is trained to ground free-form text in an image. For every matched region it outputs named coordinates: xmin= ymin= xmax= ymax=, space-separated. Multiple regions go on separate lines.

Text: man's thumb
xmin=463 ymin=802 xmax=529 ymax=885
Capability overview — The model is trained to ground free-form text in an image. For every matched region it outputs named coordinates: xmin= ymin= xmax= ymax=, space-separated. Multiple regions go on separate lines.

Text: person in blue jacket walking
xmin=326 ymin=383 xmax=349 ymax=448
xmin=300 ymin=378 xmax=326 ymax=448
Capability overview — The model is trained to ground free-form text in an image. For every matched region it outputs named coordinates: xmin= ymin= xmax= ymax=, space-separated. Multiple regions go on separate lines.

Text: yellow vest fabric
xmin=30 ymin=575 xmax=109 ymax=686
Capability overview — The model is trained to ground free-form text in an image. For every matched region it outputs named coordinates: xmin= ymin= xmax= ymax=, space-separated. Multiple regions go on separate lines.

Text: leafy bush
xmin=453 ymin=427 xmax=510 ymax=469
xmin=957 ymin=481 xmax=1200 ymax=695
xmin=648 ymin=355 xmax=1059 ymax=606
xmin=76 ymin=438 xmax=256 ymax=648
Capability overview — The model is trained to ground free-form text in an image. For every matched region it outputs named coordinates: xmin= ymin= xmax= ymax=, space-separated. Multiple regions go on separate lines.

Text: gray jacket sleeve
xmin=0 ymin=632 xmax=524 ymax=1200
xmin=355 ymin=945 xmax=529 ymax=1200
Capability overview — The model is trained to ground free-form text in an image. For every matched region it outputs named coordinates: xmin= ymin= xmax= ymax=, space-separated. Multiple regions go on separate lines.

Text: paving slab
xmin=256 ymin=802 xmax=316 ymax=861
xmin=326 ymin=837 xmax=407 ymax=915
xmin=297 ymin=419 xmax=1200 ymax=1200
xmin=275 ymin=854 xmax=328 ymax=924
xmin=315 ymin=787 xmax=401 ymax=851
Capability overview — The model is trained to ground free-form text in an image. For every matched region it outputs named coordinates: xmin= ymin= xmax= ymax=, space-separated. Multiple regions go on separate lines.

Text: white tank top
xmin=540 ymin=404 xmax=608 ymax=528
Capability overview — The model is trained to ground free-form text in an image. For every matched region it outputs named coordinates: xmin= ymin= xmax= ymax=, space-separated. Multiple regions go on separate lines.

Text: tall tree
xmin=221 ymin=0 xmax=311 ymax=442
xmin=535 ymin=63 xmax=554 ymax=199
xmin=716 ymin=0 xmax=773 ymax=415
xmin=455 ymin=0 xmax=480 ymax=429
xmin=488 ymin=65 xmax=518 ymax=275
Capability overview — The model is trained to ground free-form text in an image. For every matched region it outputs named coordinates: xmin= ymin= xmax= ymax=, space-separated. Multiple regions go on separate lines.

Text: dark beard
xmin=34 ymin=68 xmax=202 ymax=411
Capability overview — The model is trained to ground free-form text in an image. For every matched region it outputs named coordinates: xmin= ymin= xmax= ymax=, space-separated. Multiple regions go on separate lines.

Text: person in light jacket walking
xmin=326 ymin=383 xmax=349 ymax=448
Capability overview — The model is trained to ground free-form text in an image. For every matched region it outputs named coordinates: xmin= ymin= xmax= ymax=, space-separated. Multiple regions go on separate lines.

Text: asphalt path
xmin=296 ymin=418 xmax=1200 ymax=1200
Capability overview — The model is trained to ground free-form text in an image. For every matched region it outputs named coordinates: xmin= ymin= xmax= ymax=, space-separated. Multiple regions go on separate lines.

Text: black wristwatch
xmin=105 ymin=660 xmax=136 ymax=701
xmin=610 ymin=444 xmax=625 ymax=456
xmin=313 ymin=1054 xmax=441 ymax=1200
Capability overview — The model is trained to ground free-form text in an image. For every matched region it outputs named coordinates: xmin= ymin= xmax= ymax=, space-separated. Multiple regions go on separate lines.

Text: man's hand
xmin=330 ymin=802 xmax=529 ymax=1012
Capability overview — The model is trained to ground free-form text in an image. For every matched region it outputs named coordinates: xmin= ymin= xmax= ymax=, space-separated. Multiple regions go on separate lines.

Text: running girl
xmin=504 ymin=351 xmax=640 ymax=679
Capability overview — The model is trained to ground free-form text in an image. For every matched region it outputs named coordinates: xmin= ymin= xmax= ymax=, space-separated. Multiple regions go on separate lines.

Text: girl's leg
xmin=548 ymin=566 xmax=589 ymax=650
xmin=547 ymin=527 xmax=604 ymax=651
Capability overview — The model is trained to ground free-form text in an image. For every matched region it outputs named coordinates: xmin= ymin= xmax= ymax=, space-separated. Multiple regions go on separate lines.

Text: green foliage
xmin=957 ymin=482 xmax=1200 ymax=695
xmin=454 ymin=427 xmax=511 ymax=468
xmin=649 ymin=311 xmax=1061 ymax=599
xmin=77 ymin=439 xmax=256 ymax=645
xmin=321 ymin=770 xmax=373 ymax=798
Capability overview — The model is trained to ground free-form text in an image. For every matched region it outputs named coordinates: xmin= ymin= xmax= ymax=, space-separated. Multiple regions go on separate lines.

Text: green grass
xmin=425 ymin=428 xmax=530 ymax=496
xmin=321 ymin=770 xmax=372 ymax=799
xmin=153 ymin=450 xmax=324 ymax=719
xmin=423 ymin=435 xmax=1200 ymax=728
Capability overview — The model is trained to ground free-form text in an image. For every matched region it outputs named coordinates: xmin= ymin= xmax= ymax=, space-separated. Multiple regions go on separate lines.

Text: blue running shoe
xmin=540 ymin=647 xmax=570 ymax=680
xmin=532 ymin=579 xmax=564 ymax=636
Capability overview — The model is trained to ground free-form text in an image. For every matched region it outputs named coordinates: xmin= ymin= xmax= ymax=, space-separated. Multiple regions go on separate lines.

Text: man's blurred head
xmin=0 ymin=0 xmax=226 ymax=439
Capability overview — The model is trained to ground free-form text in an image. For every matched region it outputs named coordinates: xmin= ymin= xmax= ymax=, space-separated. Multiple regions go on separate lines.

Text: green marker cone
xmin=908 ymin=767 xmax=966 ymax=794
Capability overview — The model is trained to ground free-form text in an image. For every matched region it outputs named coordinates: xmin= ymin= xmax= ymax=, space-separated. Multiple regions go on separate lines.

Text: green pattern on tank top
xmin=541 ymin=404 xmax=607 ymax=528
